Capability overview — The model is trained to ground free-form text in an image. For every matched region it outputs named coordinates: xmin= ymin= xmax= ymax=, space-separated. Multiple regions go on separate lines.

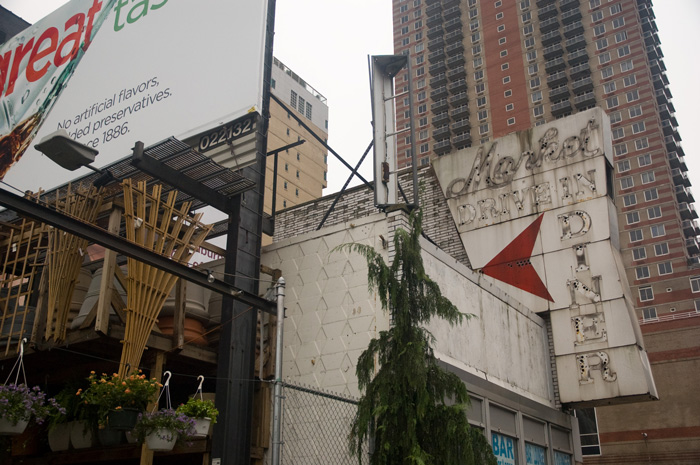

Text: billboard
xmin=1 ymin=0 xmax=268 ymax=192
xmin=433 ymin=108 xmax=657 ymax=406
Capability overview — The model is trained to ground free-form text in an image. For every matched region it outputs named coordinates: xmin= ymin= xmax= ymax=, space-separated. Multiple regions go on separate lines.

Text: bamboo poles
xmin=0 ymin=219 xmax=46 ymax=356
xmin=44 ymin=184 xmax=103 ymax=342
xmin=119 ymin=180 xmax=211 ymax=377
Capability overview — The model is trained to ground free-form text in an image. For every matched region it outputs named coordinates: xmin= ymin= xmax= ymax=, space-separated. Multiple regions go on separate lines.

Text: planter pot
xmin=145 ymin=429 xmax=178 ymax=451
xmin=108 ymin=408 xmax=141 ymax=431
xmin=98 ymin=426 xmax=123 ymax=446
xmin=48 ymin=423 xmax=72 ymax=451
xmin=157 ymin=317 xmax=208 ymax=345
xmin=191 ymin=417 xmax=212 ymax=438
xmin=0 ymin=417 xmax=28 ymax=436
xmin=70 ymin=421 xmax=96 ymax=449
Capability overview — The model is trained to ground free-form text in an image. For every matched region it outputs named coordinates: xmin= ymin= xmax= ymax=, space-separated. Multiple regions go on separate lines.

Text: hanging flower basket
xmin=108 ymin=407 xmax=141 ymax=431
xmin=70 ymin=421 xmax=96 ymax=449
xmin=48 ymin=423 xmax=72 ymax=451
xmin=0 ymin=417 xmax=28 ymax=436
xmin=191 ymin=417 xmax=211 ymax=438
xmin=176 ymin=397 xmax=218 ymax=438
xmin=145 ymin=428 xmax=178 ymax=451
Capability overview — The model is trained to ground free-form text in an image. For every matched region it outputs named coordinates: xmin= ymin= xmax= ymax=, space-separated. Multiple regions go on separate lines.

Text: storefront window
xmin=553 ymin=451 xmax=572 ymax=465
xmin=525 ymin=442 xmax=546 ymax=465
xmin=492 ymin=432 xmax=517 ymax=465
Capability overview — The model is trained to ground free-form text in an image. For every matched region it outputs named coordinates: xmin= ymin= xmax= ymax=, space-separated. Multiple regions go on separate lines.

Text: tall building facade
xmin=392 ymin=0 xmax=700 ymax=463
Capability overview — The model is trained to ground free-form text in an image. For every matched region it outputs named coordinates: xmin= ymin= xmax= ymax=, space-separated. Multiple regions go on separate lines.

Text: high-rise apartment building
xmin=392 ymin=0 xmax=700 ymax=463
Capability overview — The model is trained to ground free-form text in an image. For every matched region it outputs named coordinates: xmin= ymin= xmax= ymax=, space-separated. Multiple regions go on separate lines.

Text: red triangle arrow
xmin=481 ymin=214 xmax=553 ymax=302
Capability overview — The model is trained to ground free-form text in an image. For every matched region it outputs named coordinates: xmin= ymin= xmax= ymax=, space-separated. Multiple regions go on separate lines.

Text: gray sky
xmin=2 ymin=0 xmax=699 ymax=195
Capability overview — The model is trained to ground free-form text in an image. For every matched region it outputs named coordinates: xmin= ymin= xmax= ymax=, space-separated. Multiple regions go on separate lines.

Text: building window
xmin=501 ymin=63 xmax=509 ymax=70
xmin=650 ymin=224 xmax=665 ymax=238
xmin=576 ymin=409 xmax=601 ymax=456
xmin=636 ymin=266 xmax=650 ymax=280
xmin=522 ymin=12 xmax=532 ymax=23
xmin=606 ymin=96 xmax=619 ymax=109
xmin=644 ymin=188 xmax=658 ymax=202
xmin=530 ymin=77 xmax=541 ymax=88
xmin=503 ymin=76 xmax=511 ymax=84
xmin=601 ymin=66 xmax=614 ymax=79
xmin=627 ymin=89 xmax=640 ymax=102
xmin=613 ymin=143 xmax=627 ymax=157
xmin=618 ymin=45 xmax=631 ymax=58
xmin=290 ymin=90 xmax=297 ymax=108
xmin=507 ymin=117 xmax=515 ymax=125
xmin=416 ymin=67 xmax=425 ymax=76
xmin=615 ymin=31 xmax=628 ymax=43
xmin=532 ymin=91 xmax=543 ymax=103
xmin=479 ymin=123 xmax=489 ymax=134
xmin=635 ymin=138 xmax=649 ymax=150
xmin=599 ymin=52 xmax=611 ymax=65
xmin=691 ymin=276 xmax=700 ymax=293
xmin=620 ymin=59 xmax=634 ymax=72
xmin=478 ymin=110 xmax=488 ymax=120
xmin=506 ymin=103 xmax=514 ymax=111
xmin=629 ymin=105 xmax=642 ymax=118
xmin=632 ymin=247 xmax=646 ymax=261
xmin=603 ymin=81 xmax=616 ymax=93
xmin=620 ymin=176 xmax=633 ymax=189
xmin=296 ymin=170 xmax=300 ymax=178
xmin=477 ymin=96 xmax=487 ymax=107
xmin=648 ymin=206 xmax=662 ymax=219
xmin=612 ymin=17 xmax=625 ymax=28
xmin=596 ymin=38 xmax=608 ymax=50
xmin=617 ymin=160 xmax=630 ymax=172
xmin=420 ymin=143 xmax=429 ymax=153
xmin=524 ymin=37 xmax=535 ymax=48
xmin=612 ymin=128 xmax=624 ymax=140
xmin=629 ymin=229 xmax=643 ymax=242
xmin=639 ymin=286 xmax=654 ymax=302
xmin=641 ymin=171 xmax=655 ymax=184
xmin=295 ymin=188 xmax=299 ymax=197
xmin=499 ymin=37 xmax=507 ymax=45
xmin=504 ymin=89 xmax=512 ymax=97
xmin=476 ymin=83 xmax=485 ymax=94
xmin=418 ymin=103 xmax=427 ymax=113
xmin=521 ymin=0 xmax=530 ymax=9
xmin=415 ymin=43 xmax=424 ymax=53
xmin=642 ymin=307 xmax=657 ymax=321
xmin=306 ymin=102 xmax=312 ymax=119
xmin=525 ymin=51 xmax=537 ymax=63
xmin=638 ymin=153 xmax=652 ymax=167
xmin=528 ymin=63 xmax=538 ymax=75
xmin=283 ymin=200 xmax=287 ymax=208
xmin=591 ymin=11 xmax=603 ymax=22
xmin=626 ymin=211 xmax=640 ymax=224
xmin=474 ymin=57 xmax=484 ymax=68
xmin=654 ymin=243 xmax=669 ymax=256
xmin=470 ymin=20 xmax=480 ymax=31
xmin=523 ymin=24 xmax=534 ymax=35
xmin=609 ymin=111 xmax=622 ymax=123
xmin=533 ymin=105 xmax=544 ymax=117
xmin=623 ymin=193 xmax=636 ymax=207
xmin=415 ymin=55 xmax=424 ymax=65
xmin=401 ymin=26 xmax=409 ymax=35
xmin=473 ymin=44 xmax=482 ymax=55
xmin=594 ymin=24 xmax=606 ymax=36
xmin=475 ymin=70 xmax=484 ymax=80
xmin=495 ymin=0 xmax=502 ymax=7
xmin=497 ymin=24 xmax=505 ymax=32
xmin=658 ymin=262 xmax=673 ymax=276
xmin=610 ymin=3 xmax=622 ymax=14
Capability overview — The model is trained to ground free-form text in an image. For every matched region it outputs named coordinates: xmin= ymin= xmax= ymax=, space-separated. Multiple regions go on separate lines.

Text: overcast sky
xmin=2 ymin=0 xmax=699 ymax=195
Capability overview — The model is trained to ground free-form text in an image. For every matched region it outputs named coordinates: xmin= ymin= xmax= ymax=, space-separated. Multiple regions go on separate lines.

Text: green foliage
xmin=80 ymin=370 xmax=160 ymax=426
xmin=335 ymin=210 xmax=496 ymax=465
xmin=176 ymin=398 xmax=219 ymax=425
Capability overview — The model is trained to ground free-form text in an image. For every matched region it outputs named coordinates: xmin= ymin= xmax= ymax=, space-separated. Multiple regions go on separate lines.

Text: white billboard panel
xmin=1 ymin=0 xmax=268 ymax=192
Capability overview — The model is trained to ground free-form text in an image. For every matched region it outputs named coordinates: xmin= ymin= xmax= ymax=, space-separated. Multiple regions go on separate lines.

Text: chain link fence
xmin=280 ymin=381 xmax=368 ymax=465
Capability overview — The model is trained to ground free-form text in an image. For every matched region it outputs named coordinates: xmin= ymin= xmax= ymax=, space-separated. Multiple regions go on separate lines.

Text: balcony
xmin=433 ymin=125 xmax=451 ymax=138
xmin=565 ymin=34 xmax=586 ymax=51
xmin=662 ymin=119 xmax=678 ymax=137
xmin=431 ymin=98 xmax=449 ymax=112
xmin=655 ymin=88 xmax=669 ymax=106
xmin=668 ymin=151 xmax=686 ymax=170
xmin=430 ymin=86 xmax=448 ymax=100
xmin=453 ymin=132 xmax=472 ymax=148
xmin=643 ymin=30 xmax=660 ymax=47
xmin=650 ymin=59 xmax=666 ymax=75
xmin=549 ymin=85 xmax=570 ymax=101
xmin=447 ymin=54 xmax=465 ymax=68
xmin=570 ymin=62 xmax=591 ymax=79
xmin=449 ymin=91 xmax=469 ymax=106
xmin=542 ymin=30 xmax=562 ymax=46
xmin=432 ymin=111 xmax=449 ymax=125
xmin=434 ymin=138 xmax=452 ymax=155
xmin=447 ymin=66 xmax=467 ymax=80
xmin=429 ymin=60 xmax=447 ymax=75
xmin=427 ymin=25 xmax=444 ymax=39
xmin=543 ymin=43 xmax=564 ymax=60
xmin=540 ymin=17 xmax=560 ymax=34
xmin=443 ymin=0 xmax=459 ymax=8
xmin=547 ymin=71 xmax=568 ymax=88
xmin=445 ymin=41 xmax=464 ymax=56
xmin=673 ymin=168 xmax=691 ymax=187
xmin=561 ymin=8 xmax=582 ymax=24
xmin=551 ymin=99 xmax=573 ymax=117
xmin=428 ymin=36 xmax=445 ymax=51
xmin=646 ymin=44 xmax=660 ymax=61
xmin=444 ymin=29 xmax=463 ymax=44
xmin=641 ymin=17 xmax=658 ymax=33
xmin=567 ymin=48 xmax=588 ymax=65
xmin=450 ymin=104 xmax=469 ymax=119
xmin=538 ymin=4 xmax=558 ymax=21
xmin=574 ymin=91 xmax=595 ymax=109
xmin=428 ymin=48 xmax=445 ymax=61
xmin=680 ymin=202 xmax=699 ymax=221
xmin=659 ymin=103 xmax=672 ymax=120
xmin=572 ymin=76 xmax=593 ymax=92
xmin=677 ymin=185 xmax=695 ymax=204
xmin=443 ymin=6 xmax=461 ymax=20
xmin=427 ymin=14 xmax=443 ymax=28
xmin=682 ymin=219 xmax=697 ymax=238
xmin=563 ymin=21 xmax=584 ymax=38
xmin=545 ymin=57 xmax=566 ymax=73
xmin=451 ymin=118 xmax=470 ymax=132
xmin=430 ymin=73 xmax=447 ymax=88
xmin=687 ymin=237 xmax=700 ymax=256
xmin=425 ymin=0 xmax=440 ymax=5
xmin=536 ymin=0 xmax=556 ymax=8
xmin=665 ymin=135 xmax=677 ymax=153
xmin=559 ymin=0 xmax=579 ymax=12
xmin=449 ymin=79 xmax=468 ymax=93
xmin=425 ymin=2 xmax=441 ymax=17
xmin=688 ymin=256 xmax=700 ymax=268
xmin=444 ymin=17 xmax=462 ymax=32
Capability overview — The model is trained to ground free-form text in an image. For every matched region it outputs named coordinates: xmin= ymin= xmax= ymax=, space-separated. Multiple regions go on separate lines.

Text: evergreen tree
xmin=336 ymin=210 xmax=496 ymax=465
